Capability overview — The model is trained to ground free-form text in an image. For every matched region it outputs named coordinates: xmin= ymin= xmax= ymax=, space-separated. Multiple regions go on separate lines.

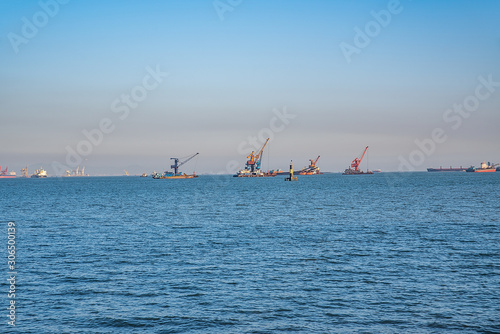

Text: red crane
xmin=351 ymin=146 xmax=369 ymax=171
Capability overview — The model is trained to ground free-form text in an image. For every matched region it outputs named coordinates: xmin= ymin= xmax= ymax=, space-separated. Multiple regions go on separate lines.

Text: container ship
xmin=234 ymin=138 xmax=276 ymax=177
xmin=153 ymin=153 xmax=199 ymax=179
xmin=466 ymin=162 xmax=498 ymax=173
xmin=427 ymin=166 xmax=466 ymax=172
xmin=0 ymin=166 xmax=16 ymax=179
xmin=342 ymin=146 xmax=374 ymax=175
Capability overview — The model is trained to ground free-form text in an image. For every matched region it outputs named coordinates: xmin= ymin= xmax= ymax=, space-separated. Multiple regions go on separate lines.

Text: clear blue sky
xmin=1 ymin=0 xmax=499 ymax=175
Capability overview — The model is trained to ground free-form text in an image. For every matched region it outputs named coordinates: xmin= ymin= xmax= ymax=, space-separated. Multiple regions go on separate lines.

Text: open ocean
xmin=1 ymin=172 xmax=499 ymax=333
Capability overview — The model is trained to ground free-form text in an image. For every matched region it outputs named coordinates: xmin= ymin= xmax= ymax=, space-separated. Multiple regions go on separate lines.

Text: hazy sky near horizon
xmin=1 ymin=0 xmax=499 ymax=175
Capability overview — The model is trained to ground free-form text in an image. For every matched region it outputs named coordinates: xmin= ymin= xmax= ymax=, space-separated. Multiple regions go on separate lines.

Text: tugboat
xmin=153 ymin=153 xmax=199 ymax=179
xmin=342 ymin=146 xmax=374 ymax=175
xmin=466 ymin=162 xmax=497 ymax=173
xmin=234 ymin=138 xmax=276 ymax=177
xmin=31 ymin=168 xmax=48 ymax=178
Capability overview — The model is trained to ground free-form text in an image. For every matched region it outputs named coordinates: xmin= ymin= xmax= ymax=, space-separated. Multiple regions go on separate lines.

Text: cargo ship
xmin=234 ymin=138 xmax=276 ymax=178
xmin=0 ymin=166 xmax=16 ymax=179
xmin=153 ymin=153 xmax=199 ymax=179
xmin=31 ymin=168 xmax=48 ymax=178
xmin=427 ymin=166 xmax=466 ymax=172
xmin=466 ymin=162 xmax=497 ymax=173
xmin=342 ymin=146 xmax=374 ymax=175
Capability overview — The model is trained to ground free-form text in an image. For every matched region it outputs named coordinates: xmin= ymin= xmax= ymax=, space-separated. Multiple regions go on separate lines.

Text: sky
xmin=1 ymin=0 xmax=499 ymax=175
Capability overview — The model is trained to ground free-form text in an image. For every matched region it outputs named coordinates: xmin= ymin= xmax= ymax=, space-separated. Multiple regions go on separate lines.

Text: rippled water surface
xmin=1 ymin=172 xmax=499 ymax=333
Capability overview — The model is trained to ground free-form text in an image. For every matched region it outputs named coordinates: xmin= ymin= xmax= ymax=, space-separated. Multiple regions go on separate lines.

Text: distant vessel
xmin=152 ymin=172 xmax=198 ymax=179
xmin=270 ymin=169 xmax=286 ymax=175
xmin=153 ymin=153 xmax=199 ymax=179
xmin=234 ymin=138 xmax=276 ymax=177
xmin=0 ymin=166 xmax=16 ymax=179
xmin=343 ymin=146 xmax=374 ymax=175
xmin=297 ymin=156 xmax=322 ymax=175
xmin=20 ymin=164 xmax=29 ymax=178
xmin=427 ymin=166 xmax=466 ymax=172
xmin=31 ymin=168 xmax=47 ymax=178
xmin=372 ymin=169 xmax=382 ymax=173
xmin=63 ymin=166 xmax=89 ymax=177
xmin=140 ymin=173 xmax=148 ymax=177
xmin=466 ymin=162 xmax=497 ymax=173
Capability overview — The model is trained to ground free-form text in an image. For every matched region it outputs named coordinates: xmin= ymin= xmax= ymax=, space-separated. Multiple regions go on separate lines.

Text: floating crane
xmin=310 ymin=156 xmax=320 ymax=169
xmin=298 ymin=155 xmax=322 ymax=175
xmin=0 ymin=166 xmax=16 ymax=178
xmin=153 ymin=152 xmax=200 ymax=179
xmin=351 ymin=146 xmax=368 ymax=171
xmin=21 ymin=165 xmax=29 ymax=178
xmin=234 ymin=138 xmax=276 ymax=177
xmin=170 ymin=153 xmax=199 ymax=175
xmin=343 ymin=146 xmax=373 ymax=175
xmin=245 ymin=138 xmax=269 ymax=173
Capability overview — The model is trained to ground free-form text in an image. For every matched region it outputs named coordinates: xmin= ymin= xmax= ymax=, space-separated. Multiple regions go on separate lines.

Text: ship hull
xmin=233 ymin=173 xmax=276 ymax=177
xmin=153 ymin=174 xmax=198 ymax=179
xmin=0 ymin=175 xmax=16 ymax=179
xmin=427 ymin=167 xmax=466 ymax=172
xmin=342 ymin=169 xmax=374 ymax=175
xmin=297 ymin=171 xmax=323 ymax=175
xmin=470 ymin=168 xmax=496 ymax=173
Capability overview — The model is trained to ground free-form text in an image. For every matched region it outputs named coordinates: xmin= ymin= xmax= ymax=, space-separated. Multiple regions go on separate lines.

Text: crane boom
xmin=310 ymin=155 xmax=320 ymax=167
xmin=254 ymin=138 xmax=270 ymax=162
xmin=351 ymin=146 xmax=369 ymax=171
xmin=171 ymin=153 xmax=199 ymax=174
xmin=244 ymin=138 xmax=270 ymax=172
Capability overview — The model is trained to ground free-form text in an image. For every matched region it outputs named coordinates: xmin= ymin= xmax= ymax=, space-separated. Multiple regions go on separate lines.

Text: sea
xmin=1 ymin=172 xmax=499 ymax=333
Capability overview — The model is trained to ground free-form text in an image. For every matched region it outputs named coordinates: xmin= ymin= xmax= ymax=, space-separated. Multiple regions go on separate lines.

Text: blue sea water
xmin=1 ymin=172 xmax=499 ymax=333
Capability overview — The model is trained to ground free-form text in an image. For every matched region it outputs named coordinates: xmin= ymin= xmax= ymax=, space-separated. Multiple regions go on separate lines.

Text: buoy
xmin=285 ymin=160 xmax=298 ymax=181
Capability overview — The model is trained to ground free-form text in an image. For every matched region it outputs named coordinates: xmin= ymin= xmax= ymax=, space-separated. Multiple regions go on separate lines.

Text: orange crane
xmin=298 ymin=156 xmax=321 ymax=175
xmin=246 ymin=138 xmax=269 ymax=172
xmin=309 ymin=155 xmax=320 ymax=168
xmin=351 ymin=146 xmax=369 ymax=171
